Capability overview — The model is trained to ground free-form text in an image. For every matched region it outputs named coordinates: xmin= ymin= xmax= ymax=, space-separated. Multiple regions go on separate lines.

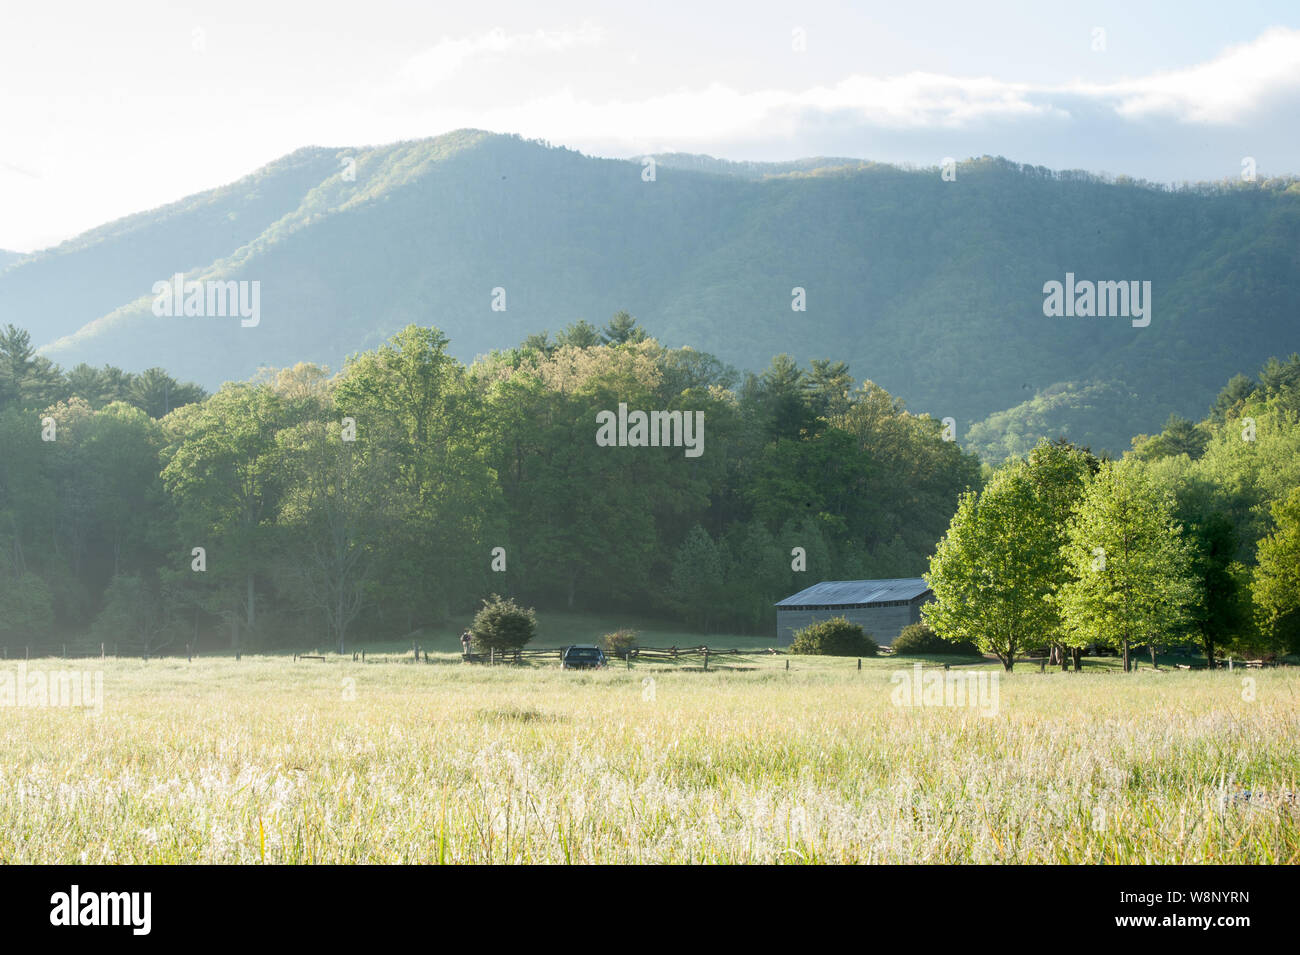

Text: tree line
xmin=924 ymin=355 xmax=1300 ymax=669
xmin=0 ymin=313 xmax=980 ymax=652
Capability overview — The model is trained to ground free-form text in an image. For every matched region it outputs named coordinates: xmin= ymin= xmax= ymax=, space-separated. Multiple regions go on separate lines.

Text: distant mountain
xmin=964 ymin=381 xmax=1151 ymax=461
xmin=5 ymin=129 xmax=1299 ymax=457
xmin=650 ymin=153 xmax=866 ymax=179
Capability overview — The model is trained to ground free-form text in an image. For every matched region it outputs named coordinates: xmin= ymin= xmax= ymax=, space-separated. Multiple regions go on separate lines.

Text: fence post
xmin=362 ymin=649 xmax=366 ymax=663
xmin=490 ymin=648 xmax=496 ymax=666
xmin=857 ymin=658 xmax=862 ymax=670
xmin=703 ymin=648 xmax=709 ymax=670
xmin=785 ymin=659 xmax=789 ymax=671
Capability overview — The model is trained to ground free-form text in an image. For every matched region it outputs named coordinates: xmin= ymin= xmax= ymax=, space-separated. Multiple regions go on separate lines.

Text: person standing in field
xmin=460 ymin=630 xmax=472 ymax=656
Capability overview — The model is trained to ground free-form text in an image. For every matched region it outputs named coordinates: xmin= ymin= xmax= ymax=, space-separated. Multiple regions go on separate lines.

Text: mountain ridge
xmin=5 ymin=129 xmax=1299 ymax=457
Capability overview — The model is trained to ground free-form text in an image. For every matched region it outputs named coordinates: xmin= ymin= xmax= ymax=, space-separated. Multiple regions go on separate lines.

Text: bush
xmin=891 ymin=622 xmax=981 ymax=656
xmin=471 ymin=594 xmax=537 ymax=652
xmin=602 ymin=628 xmax=638 ymax=659
xmin=789 ymin=616 xmax=878 ymax=656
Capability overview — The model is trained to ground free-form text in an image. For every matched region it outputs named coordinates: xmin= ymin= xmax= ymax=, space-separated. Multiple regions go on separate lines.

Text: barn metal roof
xmin=774 ymin=578 xmax=931 ymax=608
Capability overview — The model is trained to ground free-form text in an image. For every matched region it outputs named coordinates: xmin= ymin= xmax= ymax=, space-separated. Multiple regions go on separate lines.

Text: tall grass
xmin=0 ymin=655 xmax=1295 ymax=863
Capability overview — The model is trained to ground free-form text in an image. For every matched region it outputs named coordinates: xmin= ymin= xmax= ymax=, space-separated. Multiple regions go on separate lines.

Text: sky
xmin=2 ymin=0 xmax=1299 ymax=251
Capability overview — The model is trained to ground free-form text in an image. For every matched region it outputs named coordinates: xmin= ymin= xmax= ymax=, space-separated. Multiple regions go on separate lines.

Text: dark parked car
xmin=561 ymin=645 xmax=607 ymax=670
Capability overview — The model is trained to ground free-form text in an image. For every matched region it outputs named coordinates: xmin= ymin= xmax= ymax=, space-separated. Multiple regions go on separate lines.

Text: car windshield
xmin=568 ymin=649 xmax=599 ymax=659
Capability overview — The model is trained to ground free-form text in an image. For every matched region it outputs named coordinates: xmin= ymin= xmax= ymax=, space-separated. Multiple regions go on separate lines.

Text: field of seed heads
xmin=1 ymin=654 xmax=1296 ymax=864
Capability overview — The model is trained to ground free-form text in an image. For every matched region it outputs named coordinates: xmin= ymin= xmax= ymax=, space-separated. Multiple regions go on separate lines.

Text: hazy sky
xmin=3 ymin=0 xmax=1299 ymax=251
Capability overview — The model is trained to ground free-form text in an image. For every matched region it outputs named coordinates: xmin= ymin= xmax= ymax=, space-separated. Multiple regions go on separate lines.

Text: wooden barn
xmin=774 ymin=578 xmax=933 ymax=647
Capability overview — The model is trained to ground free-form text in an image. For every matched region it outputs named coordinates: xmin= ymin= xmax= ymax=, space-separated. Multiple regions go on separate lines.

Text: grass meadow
xmin=1 ymin=624 xmax=1296 ymax=864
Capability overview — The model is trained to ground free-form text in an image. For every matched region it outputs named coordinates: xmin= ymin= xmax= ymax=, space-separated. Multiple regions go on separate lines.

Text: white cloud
xmin=0 ymin=159 xmax=42 ymax=180
xmin=3 ymin=22 xmax=1298 ymax=251
xmin=396 ymin=23 xmax=605 ymax=91
xmin=381 ymin=25 xmax=1300 ymax=150
xmin=1083 ymin=27 xmax=1300 ymax=123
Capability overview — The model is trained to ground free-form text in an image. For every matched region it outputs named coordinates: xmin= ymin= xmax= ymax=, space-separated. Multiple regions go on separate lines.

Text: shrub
xmin=789 ymin=616 xmax=878 ymax=656
xmin=602 ymin=628 xmax=638 ymax=659
xmin=891 ymin=622 xmax=981 ymax=656
xmin=471 ymin=595 xmax=537 ymax=652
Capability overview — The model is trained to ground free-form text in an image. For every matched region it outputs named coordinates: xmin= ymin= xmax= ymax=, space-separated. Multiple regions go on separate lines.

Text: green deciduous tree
xmin=1058 ymin=461 xmax=1199 ymax=670
xmin=335 ymin=326 xmax=495 ymax=627
xmin=1253 ymin=486 xmax=1300 ymax=655
xmin=275 ymin=411 xmax=392 ymax=653
xmin=162 ymin=383 xmax=286 ymax=648
xmin=0 ymin=571 xmax=54 ymax=643
xmin=669 ymin=525 xmax=725 ymax=631
xmin=924 ymin=462 xmax=1055 ymax=670
xmin=91 ymin=574 xmax=179 ymax=657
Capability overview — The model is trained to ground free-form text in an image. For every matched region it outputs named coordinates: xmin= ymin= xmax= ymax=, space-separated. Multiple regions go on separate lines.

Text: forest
xmin=4 ymin=311 xmax=1299 ymax=662
xmin=0 ymin=313 xmax=979 ymax=651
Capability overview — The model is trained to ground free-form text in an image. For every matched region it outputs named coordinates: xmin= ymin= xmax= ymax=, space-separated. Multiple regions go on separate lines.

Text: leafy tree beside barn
xmin=923 ymin=440 xmax=1094 ymax=670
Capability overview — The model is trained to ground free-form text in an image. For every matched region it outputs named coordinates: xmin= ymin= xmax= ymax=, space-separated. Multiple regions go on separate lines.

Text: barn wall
xmin=908 ymin=594 xmax=932 ymax=626
xmin=776 ymin=594 xmax=934 ymax=647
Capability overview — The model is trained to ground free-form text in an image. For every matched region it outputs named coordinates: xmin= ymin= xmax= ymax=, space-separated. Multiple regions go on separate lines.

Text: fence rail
xmin=627 ymin=645 xmax=779 ymax=659
xmin=10 ymin=644 xmax=1277 ymax=670
xmin=0 ymin=642 xmax=211 ymax=661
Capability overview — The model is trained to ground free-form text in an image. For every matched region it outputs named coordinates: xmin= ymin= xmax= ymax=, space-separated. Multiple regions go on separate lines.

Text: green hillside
xmin=5 ymin=129 xmax=1299 ymax=457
